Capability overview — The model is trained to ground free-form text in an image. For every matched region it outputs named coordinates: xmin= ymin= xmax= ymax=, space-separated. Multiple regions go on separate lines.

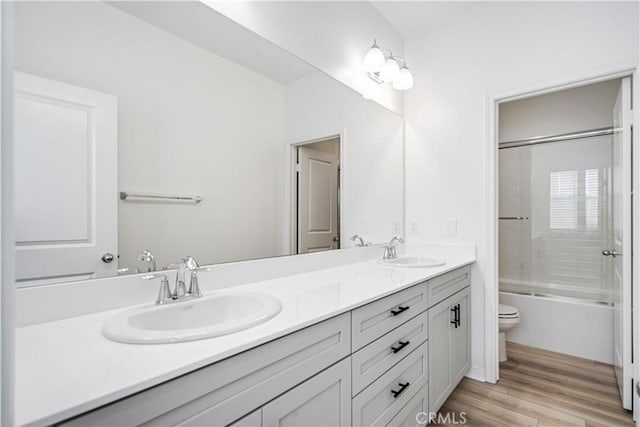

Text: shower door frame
xmin=485 ymin=65 xmax=640 ymax=402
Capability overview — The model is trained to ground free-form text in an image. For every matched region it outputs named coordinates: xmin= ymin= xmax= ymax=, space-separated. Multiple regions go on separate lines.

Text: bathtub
xmin=499 ymin=290 xmax=614 ymax=364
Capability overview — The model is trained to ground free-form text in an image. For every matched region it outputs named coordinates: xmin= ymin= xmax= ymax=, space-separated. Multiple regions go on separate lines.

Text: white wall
xmin=284 ymin=71 xmax=404 ymax=245
xmin=14 ymin=2 xmax=286 ymax=271
xmin=404 ymin=1 xmax=639 ymax=380
xmin=208 ymin=1 xmax=405 ymax=115
xmin=499 ymin=78 xmax=620 ymax=142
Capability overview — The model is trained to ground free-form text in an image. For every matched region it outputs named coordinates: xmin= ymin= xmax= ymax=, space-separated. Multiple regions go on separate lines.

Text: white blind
xmin=585 ymin=169 xmax=599 ymax=230
xmin=550 ymin=170 xmax=578 ymax=229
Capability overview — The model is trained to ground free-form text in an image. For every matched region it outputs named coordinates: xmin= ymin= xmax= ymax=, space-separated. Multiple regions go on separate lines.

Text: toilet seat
xmin=499 ymin=304 xmax=519 ymax=318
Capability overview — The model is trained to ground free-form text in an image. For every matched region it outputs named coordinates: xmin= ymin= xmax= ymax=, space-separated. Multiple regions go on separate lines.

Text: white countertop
xmin=16 ymin=253 xmax=474 ymax=426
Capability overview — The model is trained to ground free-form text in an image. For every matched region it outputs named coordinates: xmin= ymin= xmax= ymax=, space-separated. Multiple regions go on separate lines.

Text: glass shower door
xmin=498 ymin=134 xmax=613 ymax=303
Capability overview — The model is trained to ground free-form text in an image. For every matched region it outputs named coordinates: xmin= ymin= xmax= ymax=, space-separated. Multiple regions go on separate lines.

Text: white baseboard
xmin=466 ymin=365 xmax=485 ymax=382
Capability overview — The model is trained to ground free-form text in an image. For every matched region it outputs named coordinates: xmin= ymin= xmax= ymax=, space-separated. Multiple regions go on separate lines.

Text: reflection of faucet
xmin=351 ymin=235 xmax=366 ymax=247
xmin=174 ymin=256 xmax=201 ymax=300
xmin=138 ymin=249 xmax=157 ymax=272
xmin=383 ymin=236 xmax=404 ymax=260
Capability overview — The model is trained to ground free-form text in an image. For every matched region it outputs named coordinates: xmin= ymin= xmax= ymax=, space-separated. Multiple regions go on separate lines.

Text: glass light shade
xmin=393 ymin=67 xmax=414 ymax=90
xmin=362 ymin=46 xmax=385 ymax=73
xmin=379 ymin=58 xmax=400 ymax=83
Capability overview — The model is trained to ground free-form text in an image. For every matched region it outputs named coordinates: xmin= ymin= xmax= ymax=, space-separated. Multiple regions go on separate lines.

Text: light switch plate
xmin=409 ymin=221 xmax=419 ymax=235
xmin=447 ymin=219 xmax=457 ymax=237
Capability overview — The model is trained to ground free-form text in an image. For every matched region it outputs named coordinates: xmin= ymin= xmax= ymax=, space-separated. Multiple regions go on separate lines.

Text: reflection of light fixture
xmin=393 ymin=66 xmax=414 ymax=91
xmin=362 ymin=39 xmax=385 ymax=73
xmin=362 ymin=39 xmax=413 ymax=91
xmin=380 ymin=58 xmax=400 ymax=82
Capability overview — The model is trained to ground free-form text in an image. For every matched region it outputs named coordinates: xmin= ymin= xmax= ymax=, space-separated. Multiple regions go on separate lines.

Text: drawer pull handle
xmin=391 ymin=340 xmax=410 ymax=354
xmin=391 ymin=306 xmax=410 ymax=316
xmin=451 ymin=305 xmax=460 ymax=328
xmin=391 ymin=382 xmax=410 ymax=398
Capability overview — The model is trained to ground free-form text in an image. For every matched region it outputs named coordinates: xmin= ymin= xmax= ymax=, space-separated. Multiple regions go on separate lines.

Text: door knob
xmin=602 ymin=249 xmax=620 ymax=258
xmin=101 ymin=253 xmax=115 ymax=263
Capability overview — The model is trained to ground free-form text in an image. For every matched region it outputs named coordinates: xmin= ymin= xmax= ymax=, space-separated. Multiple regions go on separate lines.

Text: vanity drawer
xmin=352 ymin=310 xmax=429 ymax=395
xmin=387 ymin=384 xmax=428 ymax=427
xmin=352 ymin=281 xmax=429 ymax=351
xmin=352 ymin=341 xmax=428 ymax=426
xmin=63 ymin=313 xmax=351 ymax=427
xmin=427 ymin=265 xmax=470 ymax=308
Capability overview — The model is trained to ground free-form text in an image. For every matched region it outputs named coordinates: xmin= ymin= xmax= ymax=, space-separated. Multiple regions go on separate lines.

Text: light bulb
xmin=393 ymin=67 xmax=414 ymax=90
xmin=379 ymin=58 xmax=400 ymax=83
xmin=362 ymin=42 xmax=385 ymax=73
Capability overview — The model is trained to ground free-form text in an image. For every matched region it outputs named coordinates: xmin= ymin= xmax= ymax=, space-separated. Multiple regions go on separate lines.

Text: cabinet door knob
xmin=391 ymin=306 xmax=410 ymax=316
xmin=391 ymin=382 xmax=410 ymax=398
xmin=391 ymin=340 xmax=410 ymax=354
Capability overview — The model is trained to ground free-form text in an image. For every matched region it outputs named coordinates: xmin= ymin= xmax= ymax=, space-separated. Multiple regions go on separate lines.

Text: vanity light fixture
xmin=362 ymin=39 xmax=413 ymax=91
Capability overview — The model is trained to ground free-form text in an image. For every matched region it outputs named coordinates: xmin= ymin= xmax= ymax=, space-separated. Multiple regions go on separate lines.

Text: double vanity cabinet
xmin=63 ymin=265 xmax=471 ymax=427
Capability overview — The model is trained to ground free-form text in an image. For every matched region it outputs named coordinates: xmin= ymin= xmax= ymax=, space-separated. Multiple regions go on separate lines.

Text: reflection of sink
xmin=378 ymin=256 xmax=447 ymax=268
xmin=102 ymin=292 xmax=282 ymax=344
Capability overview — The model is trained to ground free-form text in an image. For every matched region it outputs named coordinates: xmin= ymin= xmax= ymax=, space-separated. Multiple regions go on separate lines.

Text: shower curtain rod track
xmin=498 ymin=126 xmax=615 ymax=149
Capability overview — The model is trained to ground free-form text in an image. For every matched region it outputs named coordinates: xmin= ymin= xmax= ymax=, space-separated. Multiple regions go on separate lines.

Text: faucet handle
xmin=143 ymin=274 xmax=173 ymax=305
xmin=187 ymin=271 xmax=202 ymax=297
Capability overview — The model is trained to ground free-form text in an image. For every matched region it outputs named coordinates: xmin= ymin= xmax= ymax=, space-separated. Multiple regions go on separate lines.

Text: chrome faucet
xmin=382 ymin=236 xmax=405 ymax=260
xmin=174 ymin=256 xmax=201 ymax=299
xmin=138 ymin=249 xmax=157 ymax=272
xmin=144 ymin=256 xmax=201 ymax=304
xmin=351 ymin=234 xmax=366 ymax=247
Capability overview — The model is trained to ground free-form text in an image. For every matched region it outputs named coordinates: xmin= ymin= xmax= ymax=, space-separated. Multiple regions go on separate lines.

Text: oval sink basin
xmin=378 ymin=256 xmax=447 ymax=268
xmin=102 ymin=292 xmax=282 ymax=344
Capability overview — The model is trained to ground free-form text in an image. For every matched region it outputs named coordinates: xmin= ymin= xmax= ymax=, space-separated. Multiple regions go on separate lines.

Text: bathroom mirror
xmin=13 ymin=1 xmax=404 ymax=286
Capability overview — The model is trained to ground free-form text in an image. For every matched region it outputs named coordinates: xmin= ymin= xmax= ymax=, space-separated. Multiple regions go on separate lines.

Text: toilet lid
xmin=499 ymin=304 xmax=519 ymax=316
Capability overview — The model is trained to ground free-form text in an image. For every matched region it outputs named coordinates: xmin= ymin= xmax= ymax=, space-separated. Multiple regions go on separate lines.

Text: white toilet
xmin=498 ymin=304 xmax=520 ymax=362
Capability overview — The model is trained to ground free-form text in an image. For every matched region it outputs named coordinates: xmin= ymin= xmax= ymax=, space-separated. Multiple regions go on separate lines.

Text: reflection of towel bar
xmin=499 ymin=216 xmax=528 ymax=220
xmin=119 ymin=191 xmax=203 ymax=203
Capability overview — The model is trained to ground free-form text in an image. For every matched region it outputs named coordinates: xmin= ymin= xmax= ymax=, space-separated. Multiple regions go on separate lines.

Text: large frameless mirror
xmin=13 ymin=1 xmax=404 ymax=287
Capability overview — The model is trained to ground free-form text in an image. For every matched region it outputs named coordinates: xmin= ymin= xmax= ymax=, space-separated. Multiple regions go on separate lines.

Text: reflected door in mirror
xmin=297 ymin=143 xmax=339 ymax=254
xmin=14 ymin=72 xmax=118 ymax=286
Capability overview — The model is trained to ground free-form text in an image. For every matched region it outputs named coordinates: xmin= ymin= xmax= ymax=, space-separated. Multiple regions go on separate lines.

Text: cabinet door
xmin=451 ymin=287 xmax=470 ymax=386
xmin=262 ymin=358 xmax=351 ymax=427
xmin=427 ymin=296 xmax=453 ymax=413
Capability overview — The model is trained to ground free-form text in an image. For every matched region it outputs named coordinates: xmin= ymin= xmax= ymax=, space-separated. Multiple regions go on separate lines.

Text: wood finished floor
xmin=434 ymin=342 xmax=634 ymax=426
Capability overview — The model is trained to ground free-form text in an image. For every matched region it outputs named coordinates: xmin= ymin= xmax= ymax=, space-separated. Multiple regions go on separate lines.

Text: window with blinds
xmin=585 ymin=169 xmax=599 ymax=230
xmin=550 ymin=170 xmax=578 ymax=229
xmin=549 ymin=169 xmax=600 ymax=231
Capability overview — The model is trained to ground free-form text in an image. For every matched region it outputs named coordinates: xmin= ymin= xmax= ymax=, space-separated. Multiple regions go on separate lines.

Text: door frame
xmin=285 ymin=129 xmax=345 ymax=255
xmin=0 ymin=1 xmax=14 ymax=424
xmin=286 ymin=133 xmax=344 ymax=255
xmin=485 ymin=65 xmax=640 ymax=389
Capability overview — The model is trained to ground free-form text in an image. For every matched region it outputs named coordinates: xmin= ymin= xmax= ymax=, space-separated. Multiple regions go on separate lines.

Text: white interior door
xmin=14 ymin=72 xmax=117 ymax=285
xmin=611 ymin=76 xmax=633 ymax=410
xmin=297 ymin=146 xmax=339 ymax=253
